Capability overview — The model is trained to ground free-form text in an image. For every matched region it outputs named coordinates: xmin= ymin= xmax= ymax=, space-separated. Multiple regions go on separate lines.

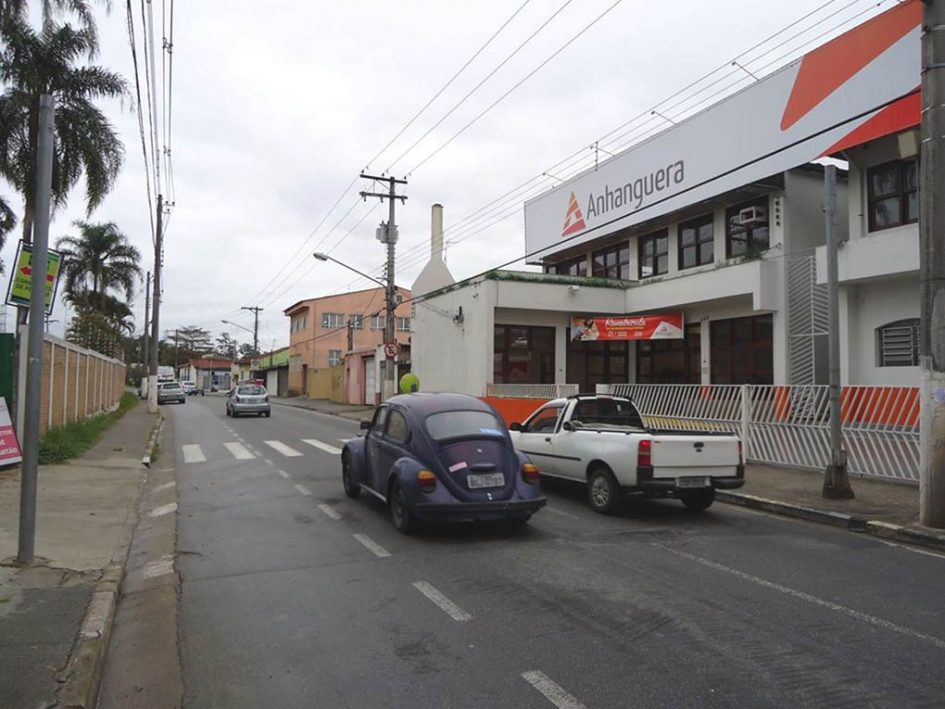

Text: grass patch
xmin=38 ymin=392 xmax=140 ymax=464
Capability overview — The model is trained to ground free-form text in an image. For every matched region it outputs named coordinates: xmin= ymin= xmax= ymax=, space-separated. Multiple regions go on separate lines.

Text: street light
xmin=313 ymin=252 xmax=386 ymax=288
xmin=221 ymin=318 xmax=254 ymax=336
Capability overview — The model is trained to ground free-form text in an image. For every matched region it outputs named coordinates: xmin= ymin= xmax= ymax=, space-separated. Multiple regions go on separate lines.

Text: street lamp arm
xmin=313 ymin=252 xmax=387 ymax=288
xmin=221 ymin=319 xmax=255 ymax=336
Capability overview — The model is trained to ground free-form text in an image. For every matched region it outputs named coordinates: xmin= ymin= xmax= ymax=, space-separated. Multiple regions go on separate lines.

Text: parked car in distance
xmin=225 ymin=384 xmax=271 ymax=418
xmin=181 ymin=381 xmax=204 ymax=396
xmin=509 ymin=394 xmax=744 ymax=513
xmin=157 ymin=381 xmax=186 ymax=405
xmin=341 ymin=393 xmax=546 ymax=533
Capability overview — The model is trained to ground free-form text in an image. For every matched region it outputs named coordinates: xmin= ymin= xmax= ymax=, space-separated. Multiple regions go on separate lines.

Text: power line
xmin=125 ymin=0 xmax=155 ymax=246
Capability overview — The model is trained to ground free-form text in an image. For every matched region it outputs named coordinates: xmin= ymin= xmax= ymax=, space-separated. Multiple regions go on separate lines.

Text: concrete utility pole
xmin=17 ymin=95 xmax=55 ymax=565
xmin=822 ymin=164 xmax=854 ymax=499
xmin=241 ymin=306 xmax=262 ymax=355
xmin=920 ymin=0 xmax=945 ymax=527
xmin=142 ymin=271 xmax=151 ymax=393
xmin=359 ymin=173 xmax=407 ymax=401
xmin=148 ymin=193 xmax=163 ymax=413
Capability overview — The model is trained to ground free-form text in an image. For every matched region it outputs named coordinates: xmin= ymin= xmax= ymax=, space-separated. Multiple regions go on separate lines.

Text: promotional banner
xmin=571 ymin=314 xmax=684 ymax=341
xmin=0 ymin=397 xmax=22 ymax=466
xmin=525 ymin=0 xmax=921 ymax=261
xmin=4 ymin=240 xmax=63 ymax=315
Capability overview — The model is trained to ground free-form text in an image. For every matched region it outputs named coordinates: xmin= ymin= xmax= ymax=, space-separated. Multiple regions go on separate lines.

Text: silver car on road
xmin=157 ymin=381 xmax=186 ymax=405
xmin=225 ymin=384 xmax=271 ymax=418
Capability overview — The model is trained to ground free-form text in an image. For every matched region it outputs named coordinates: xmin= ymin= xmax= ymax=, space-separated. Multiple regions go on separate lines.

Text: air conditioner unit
xmin=738 ymin=206 xmax=767 ymax=225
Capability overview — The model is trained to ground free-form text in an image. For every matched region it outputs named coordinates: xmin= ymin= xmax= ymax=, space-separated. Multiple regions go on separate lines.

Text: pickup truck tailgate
xmin=650 ymin=434 xmax=739 ymax=477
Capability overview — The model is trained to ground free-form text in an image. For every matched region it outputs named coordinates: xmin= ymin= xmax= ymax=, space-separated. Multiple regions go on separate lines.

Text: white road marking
xmin=545 ymin=506 xmax=583 ymax=521
xmin=318 ymin=504 xmax=341 ymax=520
xmin=303 ymin=438 xmax=343 ymax=455
xmin=277 ymin=469 xmax=290 ymax=479
xmin=354 ymin=533 xmax=392 ymax=559
xmin=181 ymin=444 xmax=206 ymax=464
xmin=521 ymin=671 xmax=586 ymax=709
xmin=338 ymin=438 xmax=351 ymax=443
xmin=149 ymin=502 xmax=177 ymax=518
xmin=223 ymin=442 xmax=254 ymax=460
xmin=142 ymin=555 xmax=175 ymax=579
xmin=873 ymin=538 xmax=945 ymax=559
xmin=263 ymin=459 xmax=275 ymax=467
xmin=663 ymin=546 xmax=945 ymax=651
xmin=265 ymin=440 xmax=303 ymax=457
xmin=153 ymin=481 xmax=176 ymax=493
xmin=294 ymin=484 xmax=313 ymax=496
xmin=411 ymin=581 xmax=471 ymax=621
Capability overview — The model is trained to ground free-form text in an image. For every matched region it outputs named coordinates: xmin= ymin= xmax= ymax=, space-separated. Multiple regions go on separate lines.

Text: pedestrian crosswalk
xmin=181 ymin=437 xmax=344 ymax=464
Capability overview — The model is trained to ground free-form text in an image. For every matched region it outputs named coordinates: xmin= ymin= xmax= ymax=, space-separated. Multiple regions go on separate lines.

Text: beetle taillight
xmin=638 ymin=439 xmax=652 ymax=467
xmin=522 ymin=463 xmax=540 ymax=484
xmin=417 ymin=469 xmax=437 ymax=492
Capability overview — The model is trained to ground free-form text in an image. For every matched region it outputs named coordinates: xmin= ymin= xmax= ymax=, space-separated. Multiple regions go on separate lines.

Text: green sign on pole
xmin=4 ymin=240 xmax=62 ymax=315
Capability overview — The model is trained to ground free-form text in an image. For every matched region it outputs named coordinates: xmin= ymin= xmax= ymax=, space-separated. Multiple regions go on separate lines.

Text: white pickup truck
xmin=508 ymin=394 xmax=744 ymax=513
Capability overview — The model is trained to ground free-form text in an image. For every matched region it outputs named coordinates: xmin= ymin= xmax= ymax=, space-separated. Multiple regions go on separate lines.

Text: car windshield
xmin=425 ymin=410 xmax=505 ymax=441
xmin=238 ymin=385 xmax=266 ymax=395
xmin=162 ymin=383 xmax=181 ymax=390
xmin=570 ymin=398 xmax=644 ymax=429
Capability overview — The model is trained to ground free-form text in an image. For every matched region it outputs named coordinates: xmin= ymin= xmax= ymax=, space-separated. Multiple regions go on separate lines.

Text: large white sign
xmin=524 ymin=1 xmax=921 ymax=262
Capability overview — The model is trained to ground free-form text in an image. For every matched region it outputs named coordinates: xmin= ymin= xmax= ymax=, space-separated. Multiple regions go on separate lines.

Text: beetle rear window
xmin=425 ymin=411 xmax=505 ymax=441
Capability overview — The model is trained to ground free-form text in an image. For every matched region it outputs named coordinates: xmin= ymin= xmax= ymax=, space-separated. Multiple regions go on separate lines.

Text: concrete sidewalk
xmin=270 ymin=395 xmax=374 ymax=421
xmin=0 ymin=401 xmax=160 ymax=709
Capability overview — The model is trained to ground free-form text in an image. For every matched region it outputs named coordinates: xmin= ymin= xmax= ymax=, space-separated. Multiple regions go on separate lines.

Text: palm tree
xmin=57 ymin=220 xmax=142 ymax=312
xmin=0 ymin=14 xmax=127 ymax=245
xmin=0 ymin=1 xmax=108 ymax=55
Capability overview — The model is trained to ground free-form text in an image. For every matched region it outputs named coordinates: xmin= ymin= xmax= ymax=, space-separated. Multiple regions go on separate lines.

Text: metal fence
xmin=485 ymin=382 xmax=920 ymax=483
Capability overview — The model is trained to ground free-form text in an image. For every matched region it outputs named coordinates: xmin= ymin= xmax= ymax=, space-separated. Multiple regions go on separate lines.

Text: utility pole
xmin=241 ymin=306 xmax=262 ymax=355
xmin=359 ymin=173 xmax=407 ymax=401
xmin=822 ymin=164 xmax=853 ymax=499
xmin=920 ymin=0 xmax=945 ymax=527
xmin=148 ymin=193 xmax=163 ymax=413
xmin=142 ymin=271 xmax=150 ymax=395
xmin=174 ymin=327 xmax=180 ymax=370
xmin=17 ymin=95 xmax=55 ymax=565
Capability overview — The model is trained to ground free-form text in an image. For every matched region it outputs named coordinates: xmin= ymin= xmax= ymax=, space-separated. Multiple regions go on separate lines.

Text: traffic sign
xmin=383 ymin=341 xmax=401 ymax=358
xmin=4 ymin=240 xmax=62 ymax=315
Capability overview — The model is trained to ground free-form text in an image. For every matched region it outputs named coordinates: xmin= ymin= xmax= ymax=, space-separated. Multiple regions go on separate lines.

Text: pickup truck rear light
xmin=738 ymin=440 xmax=743 ymax=464
xmin=638 ymin=439 xmax=652 ymax=467
xmin=521 ymin=463 xmax=540 ymax=484
xmin=417 ymin=469 xmax=437 ymax=492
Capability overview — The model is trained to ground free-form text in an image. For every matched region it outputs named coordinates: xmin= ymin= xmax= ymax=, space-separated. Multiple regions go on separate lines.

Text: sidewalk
xmin=0 ymin=401 xmax=160 ymax=709
xmin=270 ymin=395 xmax=374 ymax=421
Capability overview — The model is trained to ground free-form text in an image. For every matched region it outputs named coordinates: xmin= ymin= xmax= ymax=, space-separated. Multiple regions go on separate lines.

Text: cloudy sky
xmin=0 ymin=0 xmax=893 ymax=350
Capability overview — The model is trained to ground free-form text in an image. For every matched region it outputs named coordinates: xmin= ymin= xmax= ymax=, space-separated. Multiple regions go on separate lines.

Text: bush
xmin=38 ymin=392 xmax=139 ymax=464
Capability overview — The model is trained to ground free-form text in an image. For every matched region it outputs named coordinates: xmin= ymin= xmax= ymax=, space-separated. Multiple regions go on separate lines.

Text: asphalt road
xmin=171 ymin=395 xmax=945 ymax=708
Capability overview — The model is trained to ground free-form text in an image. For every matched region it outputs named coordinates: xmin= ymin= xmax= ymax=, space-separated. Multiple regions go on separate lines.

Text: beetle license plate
xmin=677 ymin=476 xmax=711 ymax=488
xmin=468 ymin=473 xmax=505 ymax=489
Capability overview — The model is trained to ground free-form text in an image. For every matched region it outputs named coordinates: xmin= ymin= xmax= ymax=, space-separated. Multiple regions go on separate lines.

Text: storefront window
xmin=710 ymin=314 xmax=773 ymax=384
xmin=493 ymin=325 xmax=556 ymax=384
xmin=636 ymin=324 xmax=701 ymax=383
xmin=567 ymin=336 xmax=629 ymax=392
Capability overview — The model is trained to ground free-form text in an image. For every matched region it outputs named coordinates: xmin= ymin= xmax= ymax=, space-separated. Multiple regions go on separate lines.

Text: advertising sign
xmin=0 ymin=397 xmax=22 ymax=466
xmin=5 ymin=240 xmax=63 ymax=315
xmin=571 ymin=314 xmax=684 ymax=341
xmin=525 ymin=1 xmax=921 ymax=261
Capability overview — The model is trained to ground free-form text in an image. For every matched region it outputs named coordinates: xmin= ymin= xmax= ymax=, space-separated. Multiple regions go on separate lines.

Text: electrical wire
xmin=125 ymin=0 xmax=155 ymax=247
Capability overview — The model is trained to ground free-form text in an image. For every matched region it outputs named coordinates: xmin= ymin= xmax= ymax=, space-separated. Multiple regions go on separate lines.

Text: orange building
xmin=284 ymin=286 xmax=412 ymax=395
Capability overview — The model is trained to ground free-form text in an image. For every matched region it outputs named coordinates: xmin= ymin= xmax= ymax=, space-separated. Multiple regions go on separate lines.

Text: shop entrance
xmin=567 ymin=337 xmax=629 ymax=393
xmin=710 ymin=314 xmax=773 ymax=384
xmin=636 ymin=323 xmax=701 ymax=383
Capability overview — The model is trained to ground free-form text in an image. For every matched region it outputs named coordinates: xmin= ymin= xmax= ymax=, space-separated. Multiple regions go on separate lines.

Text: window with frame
xmin=348 ymin=314 xmax=364 ymax=329
xmin=868 ymin=159 xmax=917 ymax=231
xmin=679 ymin=214 xmax=714 ymax=269
xmin=321 ymin=312 xmax=345 ymax=329
xmin=710 ymin=314 xmax=773 ymax=384
xmin=396 ymin=317 xmax=411 ymax=332
xmin=493 ymin=325 xmax=555 ymax=384
xmin=547 ymin=256 xmax=588 ymax=277
xmin=638 ymin=230 xmax=668 ymax=279
xmin=385 ymin=410 xmax=409 ymax=442
xmin=877 ymin=319 xmax=919 ymax=367
xmin=592 ymin=243 xmax=630 ymax=280
xmin=291 ymin=314 xmax=307 ymax=333
xmin=726 ymin=198 xmax=770 ymax=258
xmin=370 ymin=315 xmax=386 ymax=331
xmin=328 ymin=350 xmax=342 ymax=367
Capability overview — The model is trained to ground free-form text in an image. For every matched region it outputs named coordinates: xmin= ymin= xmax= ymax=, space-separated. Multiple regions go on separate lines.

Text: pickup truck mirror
xmin=562 ymin=421 xmax=574 ymax=432
xmin=359 ymin=419 xmax=372 ymax=430
xmin=509 ymin=422 xmax=522 ymax=432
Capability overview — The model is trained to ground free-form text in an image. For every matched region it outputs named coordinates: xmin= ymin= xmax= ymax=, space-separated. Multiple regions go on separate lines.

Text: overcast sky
xmin=0 ymin=0 xmax=893 ymax=350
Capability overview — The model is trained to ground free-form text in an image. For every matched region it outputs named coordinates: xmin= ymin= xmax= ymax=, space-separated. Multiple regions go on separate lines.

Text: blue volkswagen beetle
xmin=341 ymin=393 xmax=546 ymax=533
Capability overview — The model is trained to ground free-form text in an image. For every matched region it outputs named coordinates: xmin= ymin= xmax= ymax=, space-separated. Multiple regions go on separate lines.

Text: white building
xmin=412 ymin=1 xmax=920 ymax=396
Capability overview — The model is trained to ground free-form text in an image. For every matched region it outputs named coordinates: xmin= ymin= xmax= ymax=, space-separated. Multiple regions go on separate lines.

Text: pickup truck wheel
xmin=680 ymin=488 xmax=715 ymax=512
xmin=587 ymin=466 xmax=622 ymax=514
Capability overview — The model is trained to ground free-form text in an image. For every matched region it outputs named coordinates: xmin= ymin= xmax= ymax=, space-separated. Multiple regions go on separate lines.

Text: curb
xmin=270 ymin=399 xmax=372 ymax=421
xmin=717 ymin=491 xmax=945 ymax=553
xmin=57 ymin=409 xmax=165 ymax=708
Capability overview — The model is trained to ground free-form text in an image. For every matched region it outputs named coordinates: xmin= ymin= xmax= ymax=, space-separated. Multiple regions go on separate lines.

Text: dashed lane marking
xmin=521 ymin=671 xmax=586 ymax=709
xmin=265 ymin=440 xmax=304 ymax=457
xmin=153 ymin=481 xmax=176 ymax=493
xmin=181 ymin=444 xmax=206 ymax=464
xmin=142 ymin=555 xmax=175 ymax=579
xmin=353 ymin=533 xmax=391 ymax=559
xmin=264 ymin=459 xmax=275 ymax=467
xmin=149 ymin=503 xmax=177 ymax=518
xmin=318 ymin=503 xmax=341 ymax=520
xmin=302 ymin=439 xmax=343 ymax=455
xmin=411 ymin=581 xmax=471 ymax=621
xmin=223 ymin=442 xmax=254 ymax=460
xmin=294 ymin=484 xmax=313 ymax=496
xmin=277 ymin=470 xmax=290 ymax=479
